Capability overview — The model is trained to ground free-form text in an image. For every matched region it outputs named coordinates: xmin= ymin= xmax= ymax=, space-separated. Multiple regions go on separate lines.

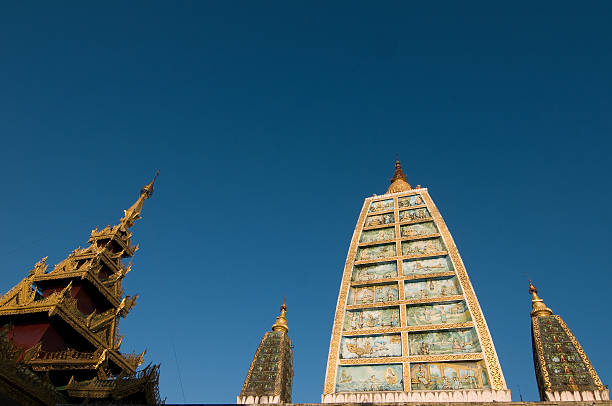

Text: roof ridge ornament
xmin=529 ymin=280 xmax=553 ymax=317
xmin=120 ymin=171 xmax=159 ymax=231
xmin=386 ymin=159 xmax=412 ymax=194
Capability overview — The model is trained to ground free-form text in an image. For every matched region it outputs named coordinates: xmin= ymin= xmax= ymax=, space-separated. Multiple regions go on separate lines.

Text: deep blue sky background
xmin=1 ymin=2 xmax=611 ymax=403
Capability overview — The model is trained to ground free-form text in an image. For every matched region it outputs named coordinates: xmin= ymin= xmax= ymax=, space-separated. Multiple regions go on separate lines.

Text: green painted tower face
xmin=529 ymin=282 xmax=609 ymax=402
xmin=322 ymin=161 xmax=510 ymax=403
xmin=238 ymin=302 xmax=293 ymax=404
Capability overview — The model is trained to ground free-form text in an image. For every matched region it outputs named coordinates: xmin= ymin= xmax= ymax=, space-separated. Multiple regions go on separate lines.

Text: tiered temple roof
xmin=529 ymin=282 xmax=608 ymax=402
xmin=0 ymin=172 xmax=161 ymax=405
xmin=322 ymin=160 xmax=509 ymax=403
xmin=238 ymin=302 xmax=294 ymax=404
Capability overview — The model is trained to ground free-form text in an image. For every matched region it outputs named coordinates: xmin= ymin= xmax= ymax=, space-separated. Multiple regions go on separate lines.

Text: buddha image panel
xmin=340 ymin=334 xmax=402 ymax=359
xmin=344 ymin=307 xmax=400 ymax=332
xmin=405 ymin=301 xmax=472 ymax=326
xmin=348 ymin=284 xmax=399 ymax=305
xmin=398 ymin=194 xmax=424 ymax=208
xmin=402 ymin=256 xmax=454 ymax=277
xmin=408 ymin=328 xmax=481 ymax=356
xmin=399 ymin=208 xmax=430 ymax=222
xmin=404 ymin=276 xmax=462 ymax=300
xmin=352 ymin=262 xmax=397 ymax=282
xmin=336 ymin=364 xmax=403 ymax=392
xmin=401 ymin=238 xmax=445 ymax=256
xmin=356 ymin=243 xmax=396 ymax=261
xmin=410 ymin=361 xmax=490 ymax=391
xmin=360 ymin=227 xmax=395 ymax=243
xmin=369 ymin=199 xmax=394 ymax=213
xmin=365 ymin=213 xmax=395 ymax=227
xmin=400 ymin=222 xmax=437 ymax=238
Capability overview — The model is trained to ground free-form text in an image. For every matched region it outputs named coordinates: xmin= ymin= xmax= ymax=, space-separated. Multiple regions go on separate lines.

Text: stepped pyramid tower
xmin=322 ymin=161 xmax=510 ymax=403
xmin=0 ymin=173 xmax=161 ymax=405
xmin=238 ymin=302 xmax=294 ymax=404
xmin=529 ymin=282 xmax=608 ymax=402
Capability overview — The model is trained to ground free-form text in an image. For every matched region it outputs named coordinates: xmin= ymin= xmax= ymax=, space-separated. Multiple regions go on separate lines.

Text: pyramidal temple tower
xmin=529 ymin=282 xmax=608 ymax=402
xmin=322 ymin=161 xmax=510 ymax=403
xmin=0 ymin=173 xmax=161 ymax=405
xmin=238 ymin=302 xmax=294 ymax=404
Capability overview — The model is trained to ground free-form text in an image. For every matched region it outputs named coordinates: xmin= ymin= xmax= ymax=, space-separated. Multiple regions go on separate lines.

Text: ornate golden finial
xmin=529 ymin=280 xmax=553 ymax=317
xmin=120 ymin=171 xmax=159 ymax=231
xmin=386 ymin=159 xmax=412 ymax=194
xmin=272 ymin=300 xmax=289 ymax=333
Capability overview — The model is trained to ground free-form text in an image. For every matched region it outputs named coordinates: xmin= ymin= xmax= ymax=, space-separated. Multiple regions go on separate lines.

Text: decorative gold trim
xmin=531 ymin=316 xmax=550 ymax=390
xmin=342 ymin=322 xmax=474 ymax=336
xmin=338 ymin=353 xmax=482 ymax=365
xmin=323 ymin=199 xmax=370 ymax=394
xmin=422 ymin=190 xmax=507 ymax=390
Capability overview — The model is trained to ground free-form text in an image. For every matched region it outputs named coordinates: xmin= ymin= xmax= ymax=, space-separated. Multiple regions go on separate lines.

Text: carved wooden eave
xmin=64 ymin=364 xmax=160 ymax=403
xmin=23 ymin=345 xmax=108 ymax=372
xmin=89 ymin=226 xmax=137 ymax=257
xmin=0 ymin=360 xmax=67 ymax=406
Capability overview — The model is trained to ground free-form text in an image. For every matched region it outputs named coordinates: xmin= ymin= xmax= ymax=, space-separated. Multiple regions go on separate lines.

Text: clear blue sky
xmin=0 ymin=2 xmax=610 ymax=403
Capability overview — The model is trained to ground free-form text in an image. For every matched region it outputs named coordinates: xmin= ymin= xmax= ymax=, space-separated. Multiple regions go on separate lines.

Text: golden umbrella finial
xmin=529 ymin=280 xmax=553 ymax=317
xmin=272 ymin=300 xmax=289 ymax=333
xmin=386 ymin=158 xmax=412 ymax=194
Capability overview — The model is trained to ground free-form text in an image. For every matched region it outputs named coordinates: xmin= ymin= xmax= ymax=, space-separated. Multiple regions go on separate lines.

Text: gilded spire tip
xmin=120 ymin=171 xmax=159 ymax=230
xmin=272 ymin=301 xmax=289 ymax=333
xmin=386 ymin=158 xmax=412 ymax=194
xmin=529 ymin=280 xmax=553 ymax=317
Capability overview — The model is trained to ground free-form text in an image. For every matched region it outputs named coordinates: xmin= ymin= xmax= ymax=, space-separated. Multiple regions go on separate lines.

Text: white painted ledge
xmin=321 ymin=389 xmax=512 ymax=403
xmin=545 ymin=389 xmax=610 ymax=402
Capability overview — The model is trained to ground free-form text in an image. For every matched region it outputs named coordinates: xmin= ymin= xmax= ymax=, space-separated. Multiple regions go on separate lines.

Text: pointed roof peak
xmin=386 ymin=159 xmax=412 ymax=194
xmin=272 ymin=301 xmax=289 ymax=333
xmin=529 ymin=280 xmax=553 ymax=317
xmin=120 ymin=171 xmax=159 ymax=231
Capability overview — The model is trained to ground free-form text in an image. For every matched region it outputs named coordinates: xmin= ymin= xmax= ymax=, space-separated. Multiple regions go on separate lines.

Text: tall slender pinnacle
xmin=529 ymin=281 xmax=553 ymax=317
xmin=120 ymin=170 xmax=159 ymax=230
xmin=272 ymin=300 xmax=289 ymax=333
xmin=386 ymin=160 xmax=412 ymax=194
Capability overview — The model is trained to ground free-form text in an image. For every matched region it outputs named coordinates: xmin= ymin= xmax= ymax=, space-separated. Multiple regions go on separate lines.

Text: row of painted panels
xmin=356 ymin=237 xmax=445 ymax=261
xmin=352 ymin=256 xmax=452 ymax=282
xmin=341 ymin=328 xmax=481 ymax=359
xmin=360 ymin=222 xmax=438 ymax=243
xmin=348 ymin=275 xmax=462 ymax=305
xmin=369 ymin=195 xmax=425 ymax=213
xmin=365 ymin=208 xmax=430 ymax=227
xmin=344 ymin=301 xmax=472 ymax=331
xmin=336 ymin=361 xmax=490 ymax=392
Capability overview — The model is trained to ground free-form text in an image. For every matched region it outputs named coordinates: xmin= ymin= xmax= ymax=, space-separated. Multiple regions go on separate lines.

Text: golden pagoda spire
xmin=272 ymin=300 xmax=289 ymax=333
xmin=120 ymin=171 xmax=159 ymax=231
xmin=386 ymin=159 xmax=412 ymax=194
xmin=529 ymin=281 xmax=553 ymax=317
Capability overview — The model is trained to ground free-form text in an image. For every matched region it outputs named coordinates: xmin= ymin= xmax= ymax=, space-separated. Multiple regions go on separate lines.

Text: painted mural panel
xmin=400 ymin=222 xmax=437 ymax=238
xmin=369 ymin=199 xmax=394 ymax=213
xmin=410 ymin=361 xmax=490 ymax=390
xmin=399 ymin=208 xmax=430 ymax=222
xmin=356 ymin=244 xmax=396 ymax=261
xmin=404 ymin=276 xmax=462 ymax=300
xmin=401 ymin=238 xmax=445 ymax=256
xmin=344 ymin=307 xmax=401 ymax=332
xmin=402 ymin=256 xmax=453 ymax=277
xmin=340 ymin=334 xmax=402 ymax=359
xmin=336 ymin=364 xmax=403 ymax=392
xmin=408 ymin=328 xmax=481 ymax=355
xmin=352 ymin=262 xmax=397 ymax=282
xmin=405 ymin=301 xmax=472 ymax=326
xmin=349 ymin=284 xmax=399 ymax=305
xmin=398 ymin=194 xmax=424 ymax=208
xmin=365 ymin=213 xmax=395 ymax=227
xmin=360 ymin=227 xmax=395 ymax=243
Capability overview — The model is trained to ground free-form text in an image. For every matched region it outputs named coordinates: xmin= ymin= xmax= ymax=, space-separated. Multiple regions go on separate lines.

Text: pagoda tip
xmin=529 ymin=280 xmax=553 ymax=318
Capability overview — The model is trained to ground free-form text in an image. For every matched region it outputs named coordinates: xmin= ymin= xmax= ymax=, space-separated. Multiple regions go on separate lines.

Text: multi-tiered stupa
xmin=322 ymin=161 xmax=510 ymax=403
